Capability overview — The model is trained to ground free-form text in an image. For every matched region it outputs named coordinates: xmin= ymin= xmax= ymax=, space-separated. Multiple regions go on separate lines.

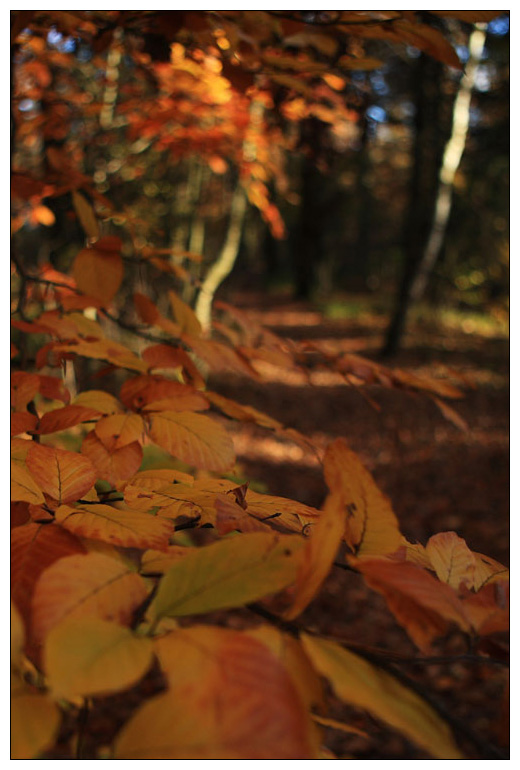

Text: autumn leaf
xmin=355 ymin=558 xmax=471 ymax=651
xmin=11 ymin=461 xmax=45 ymax=504
xmin=82 ymin=431 xmax=143 ymax=485
xmin=11 ymin=523 xmax=86 ymax=632
xmin=37 ymin=404 xmax=101 ymax=434
xmin=72 ymin=190 xmax=100 ymax=239
xmin=72 ymin=238 xmax=123 ymax=305
xmin=301 ymin=634 xmax=463 ymax=759
xmin=55 ymin=502 xmax=174 ymax=550
xmin=148 ymin=410 xmax=235 ymax=472
xmin=114 ymin=625 xmax=317 ymax=759
xmin=215 ymin=492 xmax=272 ymax=535
xmin=44 ymin=618 xmax=153 ymax=700
xmin=74 ymin=389 xmax=123 ymax=414
xmin=11 ymin=371 xmax=40 ymax=411
xmin=284 ymin=491 xmax=346 ymax=620
xmin=425 ymin=531 xmax=476 ymax=589
xmin=26 ymin=444 xmax=97 ymax=505
xmin=31 ymin=552 xmax=149 ymax=643
xmin=11 ymin=412 xmax=38 ymax=437
xmin=11 ymin=678 xmax=61 ymax=760
xmin=206 ymin=390 xmax=283 ymax=430
xmin=323 ymin=439 xmax=402 ymax=556
xmin=148 ymin=531 xmax=304 ymax=621
xmin=94 ymin=413 xmax=144 ymax=450
xmin=168 ymin=289 xmax=202 ymax=337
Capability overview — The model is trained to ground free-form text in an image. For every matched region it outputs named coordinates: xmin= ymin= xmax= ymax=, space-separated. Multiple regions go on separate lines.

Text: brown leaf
xmin=72 ymin=243 xmax=123 ymax=305
xmin=81 ymin=431 xmax=143 ymax=486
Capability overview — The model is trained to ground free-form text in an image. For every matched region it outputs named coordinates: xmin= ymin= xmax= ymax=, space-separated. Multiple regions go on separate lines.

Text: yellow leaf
xmin=45 ymin=618 xmax=153 ymax=700
xmin=323 ymin=439 xmax=402 ymax=556
xmin=114 ymin=625 xmax=317 ymax=758
xmin=148 ymin=410 xmax=235 ymax=472
xmin=11 ymin=461 xmax=45 ymax=504
xmin=11 ymin=680 xmax=61 ymax=759
xmin=148 ymin=532 xmax=304 ymax=621
xmin=32 ymin=553 xmax=149 ymax=643
xmin=301 ymin=634 xmax=463 ymax=759
xmin=168 ymin=289 xmax=202 ymax=337
xmin=55 ymin=339 xmax=148 ymax=373
xmin=72 ymin=190 xmax=100 ymax=240
xmin=244 ymin=489 xmax=321 ymax=534
xmin=55 ymin=503 xmax=173 ymax=550
xmin=73 ymin=390 xmax=124 ymax=414
xmin=284 ymin=491 xmax=345 ymax=619
xmin=11 ymin=602 xmax=25 ymax=667
xmin=426 ymin=532 xmax=476 ymax=589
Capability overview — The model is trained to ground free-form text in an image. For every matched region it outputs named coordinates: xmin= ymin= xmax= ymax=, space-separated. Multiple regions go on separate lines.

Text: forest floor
xmin=208 ymin=289 xmax=510 ymax=760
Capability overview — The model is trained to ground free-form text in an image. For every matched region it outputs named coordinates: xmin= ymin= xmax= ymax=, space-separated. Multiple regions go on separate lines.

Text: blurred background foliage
xmin=11 ymin=11 xmax=509 ymax=352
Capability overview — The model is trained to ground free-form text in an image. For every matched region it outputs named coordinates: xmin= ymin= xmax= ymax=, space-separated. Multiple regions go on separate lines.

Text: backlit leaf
xmin=425 ymin=531 xmax=476 ymax=589
xmin=284 ymin=491 xmax=346 ymax=620
xmin=206 ymin=390 xmax=282 ymax=429
xmin=301 ymin=634 xmax=463 ymax=759
xmin=11 ymin=462 xmax=45 ymax=505
xmin=148 ymin=410 xmax=235 ymax=472
xmin=148 ymin=531 xmax=304 ymax=621
xmin=26 ymin=444 xmax=96 ymax=504
xmin=215 ymin=493 xmax=271 ymax=535
xmin=472 ymin=552 xmax=509 ymax=591
xmin=323 ymin=439 xmax=402 ymax=556
xmin=55 ymin=339 xmax=148 ymax=373
xmin=120 ymin=374 xmax=208 ymax=412
xmin=45 ymin=618 xmax=153 ymax=700
xmin=32 ymin=552 xmax=149 ymax=643
xmin=55 ymin=503 xmax=173 ymax=550
xmin=243 ymin=489 xmax=322 ymax=534
xmin=182 ymin=334 xmax=259 ymax=379
xmin=114 ymin=626 xmax=316 ymax=759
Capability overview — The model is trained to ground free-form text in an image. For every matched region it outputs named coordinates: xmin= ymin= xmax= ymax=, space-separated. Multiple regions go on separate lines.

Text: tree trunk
xmin=194 ymin=185 xmax=247 ymax=333
xmin=382 ymin=25 xmax=486 ymax=356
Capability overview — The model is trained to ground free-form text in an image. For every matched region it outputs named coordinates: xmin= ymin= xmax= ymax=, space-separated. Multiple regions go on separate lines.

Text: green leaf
xmin=148 ymin=532 xmax=304 ymax=621
xmin=44 ymin=618 xmax=154 ymax=700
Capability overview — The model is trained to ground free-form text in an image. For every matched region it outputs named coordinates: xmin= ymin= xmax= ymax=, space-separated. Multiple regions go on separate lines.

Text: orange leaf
xmin=94 ymin=413 xmax=144 ymax=450
xmin=148 ymin=411 xmax=235 ymax=472
xmin=11 ymin=412 xmax=38 ymax=437
xmin=37 ymin=405 xmax=101 ymax=434
xmin=115 ymin=626 xmax=317 ymax=758
xmin=120 ymin=375 xmax=208 ymax=412
xmin=32 ymin=552 xmax=149 ymax=643
xmin=460 ymin=581 xmax=509 ymax=637
xmin=284 ymin=492 xmax=346 ymax=620
xmin=182 ymin=334 xmax=259 ymax=379
xmin=82 ymin=432 xmax=143 ymax=486
xmin=26 ymin=444 xmax=97 ymax=505
xmin=55 ymin=339 xmax=148 ymax=373
xmin=11 ymin=372 xmax=40 ymax=411
xmin=55 ymin=503 xmax=174 ymax=550
xmin=206 ymin=390 xmax=282 ymax=430
xmin=323 ymin=439 xmax=401 ymax=556
xmin=72 ymin=244 xmax=123 ymax=305
xmin=11 ymin=523 xmax=86 ymax=633
xmin=355 ymin=558 xmax=471 ymax=651
xmin=74 ymin=389 xmax=123 ymax=414
xmin=37 ymin=375 xmax=70 ymax=404
xmin=11 ymin=461 xmax=45 ymax=504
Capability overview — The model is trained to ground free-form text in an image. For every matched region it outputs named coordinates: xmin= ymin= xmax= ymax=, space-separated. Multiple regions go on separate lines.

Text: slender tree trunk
xmin=194 ymin=185 xmax=247 ymax=333
xmin=382 ymin=25 xmax=486 ymax=356
xmin=409 ymin=25 xmax=487 ymax=303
